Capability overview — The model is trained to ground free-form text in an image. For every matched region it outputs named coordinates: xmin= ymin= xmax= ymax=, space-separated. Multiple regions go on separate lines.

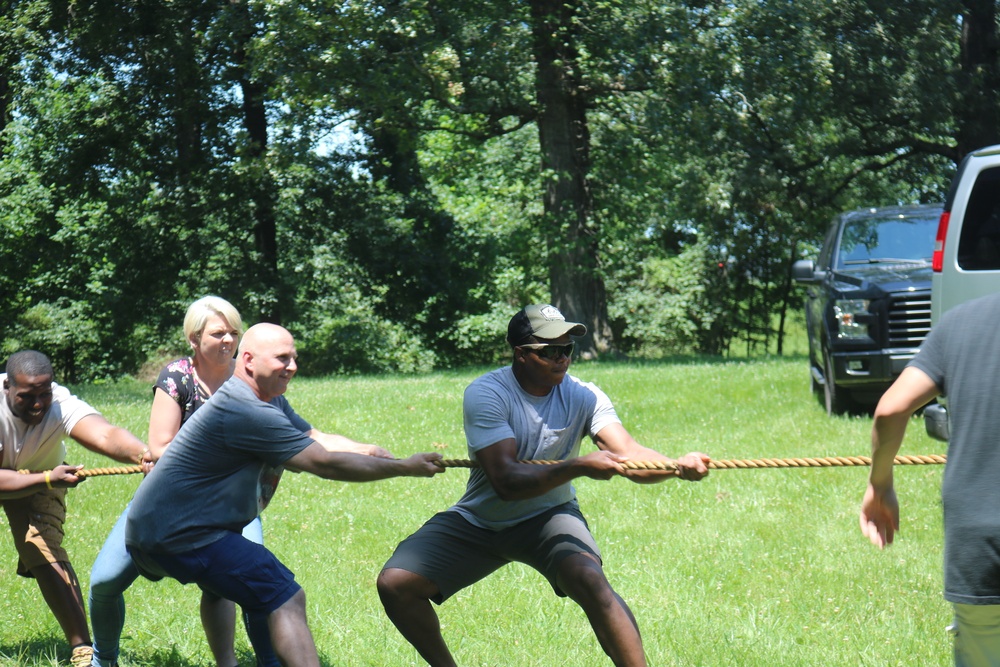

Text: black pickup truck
xmin=792 ymin=204 xmax=942 ymax=414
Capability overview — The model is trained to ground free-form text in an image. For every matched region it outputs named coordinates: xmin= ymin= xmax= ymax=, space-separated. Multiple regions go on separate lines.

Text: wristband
xmin=44 ymin=471 xmax=52 ymax=489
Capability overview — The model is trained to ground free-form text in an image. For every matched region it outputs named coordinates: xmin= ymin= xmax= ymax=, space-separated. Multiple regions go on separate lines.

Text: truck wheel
xmin=824 ymin=354 xmax=851 ymax=415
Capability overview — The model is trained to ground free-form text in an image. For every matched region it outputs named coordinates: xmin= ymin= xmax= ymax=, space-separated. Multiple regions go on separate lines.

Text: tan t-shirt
xmin=0 ymin=376 xmax=98 ymax=497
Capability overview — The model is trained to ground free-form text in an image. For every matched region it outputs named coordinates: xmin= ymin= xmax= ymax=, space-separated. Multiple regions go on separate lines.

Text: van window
xmin=957 ymin=166 xmax=1000 ymax=270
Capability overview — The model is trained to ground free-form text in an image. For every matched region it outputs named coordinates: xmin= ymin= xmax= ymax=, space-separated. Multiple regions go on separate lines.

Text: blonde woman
xmin=88 ymin=297 xmax=277 ymax=667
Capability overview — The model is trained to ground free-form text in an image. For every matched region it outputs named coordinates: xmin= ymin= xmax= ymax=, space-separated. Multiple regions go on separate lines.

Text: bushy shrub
xmin=448 ymin=306 xmax=514 ymax=367
xmin=293 ymin=311 xmax=436 ymax=376
xmin=609 ymin=241 xmax=725 ymax=357
xmin=1 ymin=300 xmax=102 ymax=382
xmin=288 ymin=244 xmax=437 ymax=375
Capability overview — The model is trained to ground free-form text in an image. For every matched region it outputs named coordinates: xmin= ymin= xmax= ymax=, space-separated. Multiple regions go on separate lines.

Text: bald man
xmin=126 ymin=324 xmax=444 ymax=667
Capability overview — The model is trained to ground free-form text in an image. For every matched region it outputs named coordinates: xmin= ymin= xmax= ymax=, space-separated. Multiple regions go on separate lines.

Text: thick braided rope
xmin=14 ymin=455 xmax=948 ymax=478
xmin=17 ymin=465 xmax=144 ymax=477
xmin=435 ymin=454 xmax=947 ymax=471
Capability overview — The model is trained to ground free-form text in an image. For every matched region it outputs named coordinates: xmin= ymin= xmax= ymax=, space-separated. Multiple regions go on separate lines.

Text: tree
xmin=529 ymin=0 xmax=611 ymax=356
xmin=1 ymin=0 xmax=991 ymax=378
xmin=957 ymin=0 xmax=1000 ymax=157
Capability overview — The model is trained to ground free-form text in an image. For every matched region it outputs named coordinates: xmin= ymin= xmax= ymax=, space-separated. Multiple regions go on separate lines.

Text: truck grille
xmin=888 ymin=293 xmax=932 ymax=347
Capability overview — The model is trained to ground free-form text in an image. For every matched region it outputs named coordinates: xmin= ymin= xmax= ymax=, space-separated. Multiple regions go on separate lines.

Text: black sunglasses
xmin=520 ymin=342 xmax=575 ymax=360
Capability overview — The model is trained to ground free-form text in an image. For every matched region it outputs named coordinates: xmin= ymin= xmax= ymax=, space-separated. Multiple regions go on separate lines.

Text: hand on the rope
xmin=577 ymin=451 xmax=630 ymax=480
xmin=859 ymin=483 xmax=899 ymax=549
xmin=49 ymin=464 xmax=87 ymax=489
xmin=402 ymin=452 xmax=447 ymax=477
xmin=140 ymin=447 xmax=155 ymax=474
xmin=674 ymin=452 xmax=711 ymax=482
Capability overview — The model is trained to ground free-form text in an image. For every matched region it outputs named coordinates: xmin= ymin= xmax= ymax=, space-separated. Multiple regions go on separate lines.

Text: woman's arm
xmin=147 ymin=387 xmax=183 ymax=459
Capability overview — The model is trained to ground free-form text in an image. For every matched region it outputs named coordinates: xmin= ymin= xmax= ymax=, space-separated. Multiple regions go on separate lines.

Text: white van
xmin=924 ymin=144 xmax=1000 ymax=440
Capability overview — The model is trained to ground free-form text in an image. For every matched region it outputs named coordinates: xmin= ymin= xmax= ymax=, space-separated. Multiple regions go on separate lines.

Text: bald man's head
xmin=236 ymin=323 xmax=299 ymax=401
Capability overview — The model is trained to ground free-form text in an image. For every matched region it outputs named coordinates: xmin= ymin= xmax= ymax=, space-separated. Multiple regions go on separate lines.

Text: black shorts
xmin=383 ymin=502 xmax=601 ymax=603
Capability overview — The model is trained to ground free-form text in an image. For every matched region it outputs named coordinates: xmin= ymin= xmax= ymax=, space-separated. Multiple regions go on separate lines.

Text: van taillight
xmin=932 ymin=210 xmax=950 ymax=272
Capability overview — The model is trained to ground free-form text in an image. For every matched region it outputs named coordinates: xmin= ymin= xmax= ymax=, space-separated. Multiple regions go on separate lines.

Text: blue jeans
xmin=89 ymin=502 xmax=278 ymax=667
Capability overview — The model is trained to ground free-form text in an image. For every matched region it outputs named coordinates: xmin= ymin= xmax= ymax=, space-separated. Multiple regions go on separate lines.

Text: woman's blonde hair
xmin=183 ymin=296 xmax=244 ymax=344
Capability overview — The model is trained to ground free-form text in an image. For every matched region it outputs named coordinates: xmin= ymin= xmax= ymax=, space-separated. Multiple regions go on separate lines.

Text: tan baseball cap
xmin=506 ymin=304 xmax=587 ymax=347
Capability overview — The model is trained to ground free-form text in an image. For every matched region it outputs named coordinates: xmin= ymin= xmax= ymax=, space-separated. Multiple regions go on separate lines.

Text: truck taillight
xmin=932 ymin=210 xmax=950 ymax=272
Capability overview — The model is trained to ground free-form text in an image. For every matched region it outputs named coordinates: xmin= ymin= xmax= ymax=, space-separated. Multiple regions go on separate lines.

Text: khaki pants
xmin=953 ymin=603 xmax=1000 ymax=667
xmin=1 ymin=488 xmax=69 ymax=575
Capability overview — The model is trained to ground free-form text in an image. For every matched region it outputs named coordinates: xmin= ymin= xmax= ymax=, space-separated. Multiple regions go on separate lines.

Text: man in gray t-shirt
xmin=126 ymin=324 xmax=444 ymax=667
xmin=859 ymin=291 xmax=1000 ymax=666
xmin=378 ymin=304 xmax=710 ymax=667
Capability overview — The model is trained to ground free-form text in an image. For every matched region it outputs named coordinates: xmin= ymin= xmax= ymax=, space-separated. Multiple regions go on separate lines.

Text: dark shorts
xmin=127 ymin=531 xmax=300 ymax=615
xmin=383 ymin=502 xmax=601 ymax=603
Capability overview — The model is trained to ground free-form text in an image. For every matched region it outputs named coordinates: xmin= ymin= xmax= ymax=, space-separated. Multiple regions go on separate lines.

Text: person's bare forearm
xmin=485 ymin=459 xmax=588 ymax=500
xmin=289 ymin=448 xmax=442 ymax=481
xmin=869 ymin=412 xmax=908 ymax=490
xmin=99 ymin=427 xmax=148 ymax=463
xmin=72 ymin=417 xmax=148 ymax=464
xmin=0 ymin=465 xmax=84 ymax=495
xmin=313 ymin=452 xmax=408 ymax=481
xmin=0 ymin=469 xmax=47 ymax=493
xmin=868 ymin=367 xmax=939 ymax=491
xmin=307 ymin=430 xmax=393 ymax=458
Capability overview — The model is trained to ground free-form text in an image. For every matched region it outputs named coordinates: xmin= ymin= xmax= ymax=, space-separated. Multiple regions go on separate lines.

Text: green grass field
xmin=0 ymin=356 xmax=949 ymax=666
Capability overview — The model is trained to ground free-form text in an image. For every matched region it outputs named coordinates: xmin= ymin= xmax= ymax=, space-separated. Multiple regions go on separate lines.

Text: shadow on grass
xmin=0 ymin=634 xmax=61 ymax=665
xmin=122 ymin=644 xmax=342 ymax=667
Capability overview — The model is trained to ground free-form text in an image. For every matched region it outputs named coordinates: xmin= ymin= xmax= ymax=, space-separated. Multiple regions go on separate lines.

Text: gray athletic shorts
xmin=383 ymin=501 xmax=601 ymax=603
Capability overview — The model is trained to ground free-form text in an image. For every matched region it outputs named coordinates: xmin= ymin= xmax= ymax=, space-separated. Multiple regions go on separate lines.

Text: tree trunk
xmin=529 ymin=0 xmax=613 ymax=358
xmin=230 ymin=0 xmax=280 ymax=323
xmin=957 ymin=0 xmax=1000 ymax=158
xmin=0 ymin=66 xmax=9 ymax=158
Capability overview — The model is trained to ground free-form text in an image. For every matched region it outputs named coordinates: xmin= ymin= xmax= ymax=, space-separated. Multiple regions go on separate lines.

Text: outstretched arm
xmin=307 ymin=429 xmax=393 ymax=458
xmin=0 ymin=464 xmax=86 ymax=494
xmin=860 ymin=366 xmax=940 ymax=549
xmin=283 ymin=442 xmax=443 ymax=481
xmin=70 ymin=414 xmax=151 ymax=465
xmin=594 ymin=423 xmax=710 ymax=484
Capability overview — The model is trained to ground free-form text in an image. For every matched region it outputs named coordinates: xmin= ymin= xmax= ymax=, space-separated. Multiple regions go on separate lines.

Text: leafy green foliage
xmin=609 ymin=241 xmax=725 ymax=355
xmin=0 ymin=0 xmax=991 ymax=378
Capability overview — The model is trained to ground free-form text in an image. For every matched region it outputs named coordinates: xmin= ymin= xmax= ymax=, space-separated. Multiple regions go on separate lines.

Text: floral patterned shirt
xmin=153 ymin=357 xmax=209 ymax=425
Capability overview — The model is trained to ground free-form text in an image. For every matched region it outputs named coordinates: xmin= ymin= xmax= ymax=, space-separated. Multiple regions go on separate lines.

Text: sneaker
xmin=69 ymin=645 xmax=94 ymax=667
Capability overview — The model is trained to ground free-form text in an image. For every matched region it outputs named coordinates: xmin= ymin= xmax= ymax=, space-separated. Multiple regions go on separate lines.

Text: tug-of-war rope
xmin=16 ymin=454 xmax=947 ymax=479
xmin=17 ymin=465 xmax=144 ymax=477
xmin=433 ymin=454 xmax=947 ymax=472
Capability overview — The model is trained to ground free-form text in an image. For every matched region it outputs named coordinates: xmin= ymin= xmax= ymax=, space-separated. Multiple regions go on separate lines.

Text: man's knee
xmin=377 ymin=567 xmax=408 ymax=600
xmin=377 ymin=568 xmax=435 ymax=605
xmin=30 ymin=559 xmax=78 ymax=585
xmin=270 ymin=587 xmax=308 ymax=625
xmin=557 ymin=553 xmax=614 ymax=601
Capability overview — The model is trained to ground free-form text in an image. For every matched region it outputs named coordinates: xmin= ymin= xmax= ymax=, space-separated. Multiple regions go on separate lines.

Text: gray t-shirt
xmin=451 ymin=367 xmax=620 ymax=530
xmin=909 ymin=291 xmax=1000 ymax=604
xmin=125 ymin=376 xmax=313 ymax=554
